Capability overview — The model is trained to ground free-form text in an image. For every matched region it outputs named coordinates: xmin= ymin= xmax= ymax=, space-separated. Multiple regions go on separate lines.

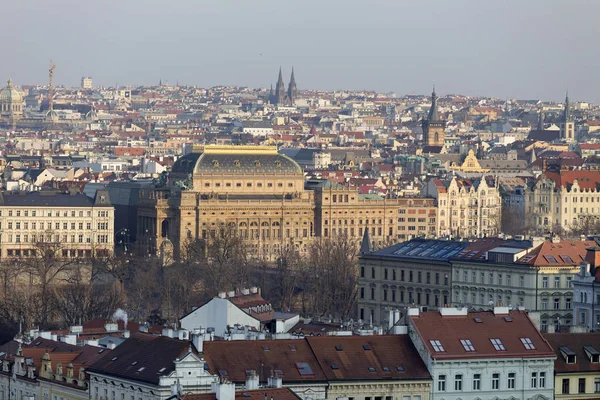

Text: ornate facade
xmin=525 ymin=168 xmax=600 ymax=231
xmin=137 ymin=145 xmax=437 ymax=260
xmin=422 ymin=176 xmax=502 ymax=238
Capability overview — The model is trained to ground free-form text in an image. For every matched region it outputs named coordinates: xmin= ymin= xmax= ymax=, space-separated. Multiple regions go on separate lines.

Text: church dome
xmin=0 ymin=79 xmax=23 ymax=104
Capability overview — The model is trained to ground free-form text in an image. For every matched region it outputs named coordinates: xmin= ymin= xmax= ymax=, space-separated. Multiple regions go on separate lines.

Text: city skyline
xmin=3 ymin=0 xmax=599 ymax=103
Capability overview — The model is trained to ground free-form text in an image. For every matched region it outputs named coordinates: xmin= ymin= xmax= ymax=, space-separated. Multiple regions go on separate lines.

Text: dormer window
xmin=560 ymin=346 xmax=576 ymax=364
xmin=583 ymin=346 xmax=600 ymax=363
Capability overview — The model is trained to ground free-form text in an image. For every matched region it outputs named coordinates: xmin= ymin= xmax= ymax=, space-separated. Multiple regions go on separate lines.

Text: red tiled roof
xmin=544 ymin=333 xmax=600 ymax=373
xmin=305 ymin=335 xmax=430 ymax=381
xmin=517 ymin=240 xmax=596 ymax=266
xmin=185 ymin=388 xmax=301 ymax=400
xmin=410 ymin=310 xmax=555 ymax=361
xmin=542 ymin=170 xmax=600 ymax=191
xmin=202 ymin=339 xmax=327 ymax=383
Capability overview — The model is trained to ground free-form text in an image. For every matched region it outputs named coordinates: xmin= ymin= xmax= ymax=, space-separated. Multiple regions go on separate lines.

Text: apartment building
xmin=0 ymin=189 xmax=114 ymax=259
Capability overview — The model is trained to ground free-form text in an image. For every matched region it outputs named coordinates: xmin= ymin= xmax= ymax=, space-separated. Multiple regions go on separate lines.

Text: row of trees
xmin=0 ymin=226 xmax=360 ymax=338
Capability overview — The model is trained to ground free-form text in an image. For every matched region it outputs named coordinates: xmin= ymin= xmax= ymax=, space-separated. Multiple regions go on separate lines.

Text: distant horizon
xmin=3 ymin=0 xmax=598 ymax=104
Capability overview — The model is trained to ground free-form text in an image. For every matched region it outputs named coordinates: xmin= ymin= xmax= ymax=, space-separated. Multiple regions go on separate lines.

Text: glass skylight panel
xmin=490 ymin=338 xmax=506 ymax=351
xmin=430 ymin=339 xmax=445 ymax=352
xmin=295 ymin=362 xmax=314 ymax=376
xmin=460 ymin=339 xmax=475 ymax=352
xmin=520 ymin=337 xmax=536 ymax=350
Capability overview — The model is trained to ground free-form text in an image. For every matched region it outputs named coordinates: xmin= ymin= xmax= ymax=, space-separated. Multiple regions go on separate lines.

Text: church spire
xmin=277 ymin=67 xmax=284 ymax=86
xmin=563 ymin=89 xmax=572 ymax=122
xmin=428 ymin=84 xmax=440 ymax=122
xmin=537 ymin=107 xmax=544 ymax=130
xmin=289 ymin=67 xmax=296 ymax=86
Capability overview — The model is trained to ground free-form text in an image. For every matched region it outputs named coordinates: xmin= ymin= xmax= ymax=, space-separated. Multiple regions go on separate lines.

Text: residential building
xmin=86 ymin=333 xmax=216 ymax=400
xmin=544 ymin=333 xmax=600 ymax=399
xmin=573 ymin=246 xmax=600 ymax=330
xmin=421 ymin=176 xmax=502 ymax=238
xmin=357 ymin=239 xmax=461 ymax=326
xmin=0 ymin=189 xmax=114 ymax=259
xmin=408 ymin=307 xmax=556 ymax=400
xmin=525 ymin=167 xmax=600 ymax=231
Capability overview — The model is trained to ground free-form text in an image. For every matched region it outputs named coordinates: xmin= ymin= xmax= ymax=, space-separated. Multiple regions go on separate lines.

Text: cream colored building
xmin=525 ymin=168 xmax=600 ymax=231
xmin=138 ymin=145 xmax=437 ymax=260
xmin=0 ymin=78 xmax=23 ymax=127
xmin=422 ymin=176 xmax=502 ymax=238
xmin=0 ymin=189 xmax=114 ymax=259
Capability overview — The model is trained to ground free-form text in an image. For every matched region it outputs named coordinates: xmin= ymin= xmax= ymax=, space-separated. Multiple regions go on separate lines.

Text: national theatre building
xmin=137 ymin=145 xmax=436 ymax=260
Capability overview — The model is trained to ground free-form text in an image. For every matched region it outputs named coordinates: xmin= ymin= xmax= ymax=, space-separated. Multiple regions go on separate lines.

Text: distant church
xmin=560 ymin=91 xmax=575 ymax=142
xmin=421 ymin=86 xmax=446 ymax=152
xmin=269 ymin=67 xmax=297 ymax=106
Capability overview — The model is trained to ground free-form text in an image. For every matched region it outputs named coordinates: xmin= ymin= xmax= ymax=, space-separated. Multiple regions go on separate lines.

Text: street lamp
xmin=115 ymin=228 xmax=130 ymax=253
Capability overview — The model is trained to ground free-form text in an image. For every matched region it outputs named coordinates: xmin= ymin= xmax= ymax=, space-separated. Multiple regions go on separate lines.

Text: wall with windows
xmin=555 ymin=374 xmax=600 ymax=400
xmin=326 ymin=381 xmax=430 ymax=400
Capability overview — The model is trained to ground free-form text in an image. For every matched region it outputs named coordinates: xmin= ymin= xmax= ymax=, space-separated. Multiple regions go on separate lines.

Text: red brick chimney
xmin=585 ymin=246 xmax=600 ymax=276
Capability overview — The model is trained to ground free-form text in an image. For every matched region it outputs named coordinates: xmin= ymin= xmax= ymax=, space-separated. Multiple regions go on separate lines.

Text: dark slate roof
xmin=367 ymin=239 xmax=468 ymax=260
xmin=86 ymin=334 xmax=191 ymax=385
xmin=527 ymin=129 xmax=561 ymax=142
xmin=0 ymin=191 xmax=100 ymax=207
xmin=172 ymin=151 xmax=302 ymax=176
xmin=544 ymin=333 xmax=600 ymax=373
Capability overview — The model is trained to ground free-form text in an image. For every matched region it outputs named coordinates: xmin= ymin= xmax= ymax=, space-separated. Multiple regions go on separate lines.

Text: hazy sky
xmin=3 ymin=0 xmax=599 ymax=103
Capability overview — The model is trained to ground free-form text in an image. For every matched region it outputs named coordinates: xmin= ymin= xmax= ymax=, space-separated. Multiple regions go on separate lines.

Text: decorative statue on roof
xmin=174 ymin=174 xmax=193 ymax=191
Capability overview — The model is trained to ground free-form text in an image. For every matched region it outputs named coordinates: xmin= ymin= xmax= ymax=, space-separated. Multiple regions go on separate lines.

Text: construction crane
xmin=48 ymin=60 xmax=56 ymax=113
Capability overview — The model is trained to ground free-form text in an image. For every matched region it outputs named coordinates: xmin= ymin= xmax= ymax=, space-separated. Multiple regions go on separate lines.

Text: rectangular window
xmin=460 ymin=339 xmax=475 ymax=352
xmin=473 ymin=374 xmax=481 ymax=390
xmin=542 ymin=276 xmax=548 ymax=288
xmin=531 ymin=372 xmax=537 ymax=389
xmin=490 ymin=338 xmax=506 ymax=351
xmin=438 ymin=375 xmax=446 ymax=392
xmin=554 ymin=276 xmax=561 ymax=288
xmin=520 ymin=337 xmax=536 ymax=350
xmin=508 ymin=372 xmax=516 ymax=389
xmin=562 ymin=378 xmax=570 ymax=394
xmin=540 ymin=371 xmax=546 ymax=388
xmin=579 ymin=378 xmax=586 ymax=394
xmin=455 ymin=374 xmax=463 ymax=391
xmin=594 ymin=377 xmax=600 ymax=393
xmin=492 ymin=373 xmax=500 ymax=390
xmin=430 ymin=340 xmax=445 ymax=352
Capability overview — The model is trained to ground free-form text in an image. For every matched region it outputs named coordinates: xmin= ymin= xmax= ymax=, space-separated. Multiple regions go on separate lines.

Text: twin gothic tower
xmin=270 ymin=67 xmax=297 ymax=106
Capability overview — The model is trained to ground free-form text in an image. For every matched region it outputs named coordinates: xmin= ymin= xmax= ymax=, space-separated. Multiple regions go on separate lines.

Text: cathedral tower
xmin=560 ymin=90 xmax=575 ymax=142
xmin=422 ymin=85 xmax=446 ymax=148
xmin=287 ymin=67 xmax=297 ymax=105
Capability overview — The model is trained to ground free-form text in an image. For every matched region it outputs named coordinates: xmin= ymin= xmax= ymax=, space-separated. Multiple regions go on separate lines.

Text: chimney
xmin=585 ymin=246 xmax=600 ymax=275
xmin=493 ymin=305 xmax=509 ymax=315
xmin=245 ymin=370 xmax=259 ymax=390
xmin=227 ymin=291 xmax=235 ymax=298
xmin=218 ymin=292 xmax=227 ymax=299
xmin=241 ymin=288 xmax=250 ymax=296
xmin=250 ymin=287 xmax=258 ymax=294
xmin=267 ymin=375 xmax=283 ymax=388
xmin=122 ymin=330 xmax=130 ymax=339
xmin=407 ymin=307 xmax=420 ymax=317
xmin=192 ymin=329 xmax=204 ymax=352
xmin=215 ymin=381 xmax=235 ymax=400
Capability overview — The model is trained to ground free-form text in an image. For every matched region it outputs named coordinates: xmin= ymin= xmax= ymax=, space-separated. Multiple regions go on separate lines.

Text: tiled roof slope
xmin=410 ymin=310 xmax=555 ymax=361
xmin=543 ymin=333 xmax=600 ymax=373
xmin=86 ymin=334 xmax=192 ymax=384
xmin=305 ymin=335 xmax=430 ymax=381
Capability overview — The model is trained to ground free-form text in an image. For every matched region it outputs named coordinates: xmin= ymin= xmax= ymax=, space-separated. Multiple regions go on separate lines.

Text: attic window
xmin=474 ymin=317 xmax=483 ymax=323
xmin=368 ymin=367 xmax=376 ymax=372
xmin=158 ymin=367 xmax=166 ymax=373
xmin=560 ymin=346 xmax=576 ymax=363
xmin=429 ymin=340 xmax=445 ymax=352
xmin=295 ymin=362 xmax=314 ymax=376
xmin=363 ymin=344 xmax=372 ymax=350
xmin=335 ymin=345 xmax=343 ymax=351
xmin=544 ymin=255 xmax=557 ymax=263
xmin=274 ymin=369 xmax=284 ymax=376
xmin=98 ymin=349 xmax=104 ymax=354
xmin=218 ymin=369 xmax=229 ymax=376
xmin=396 ymin=366 xmax=405 ymax=372
xmin=131 ymin=361 xmax=138 ymax=366
xmin=288 ymin=344 xmax=297 ymax=351
xmin=520 ymin=337 xmax=536 ymax=350
xmin=331 ymin=364 xmax=338 ymax=370
xmin=111 ymin=357 xmax=118 ymax=361
xmin=583 ymin=346 xmax=600 ymax=363
xmin=504 ymin=316 xmax=513 ymax=322
xmin=490 ymin=338 xmax=506 ymax=351
xmin=382 ymin=367 xmax=391 ymax=372
xmin=262 ymin=345 xmax=269 ymax=351
xmin=460 ymin=339 xmax=476 ymax=352
xmin=137 ymin=367 xmax=145 ymax=372
xmin=560 ymin=255 xmax=573 ymax=263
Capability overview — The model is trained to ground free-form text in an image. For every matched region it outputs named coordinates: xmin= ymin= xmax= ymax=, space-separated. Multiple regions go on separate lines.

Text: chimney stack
xmin=192 ymin=329 xmax=204 ymax=352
